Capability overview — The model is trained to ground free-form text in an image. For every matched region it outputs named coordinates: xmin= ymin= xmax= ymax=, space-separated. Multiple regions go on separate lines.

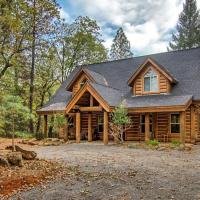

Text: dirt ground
xmin=4 ymin=141 xmax=199 ymax=200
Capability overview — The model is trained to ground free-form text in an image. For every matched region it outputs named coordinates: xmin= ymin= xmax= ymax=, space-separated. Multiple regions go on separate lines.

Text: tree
xmin=27 ymin=0 xmax=60 ymax=133
xmin=0 ymin=95 xmax=33 ymax=151
xmin=53 ymin=16 xmax=108 ymax=81
xmin=109 ymin=104 xmax=131 ymax=143
xmin=168 ymin=0 xmax=200 ymax=51
xmin=110 ymin=27 xmax=133 ymax=60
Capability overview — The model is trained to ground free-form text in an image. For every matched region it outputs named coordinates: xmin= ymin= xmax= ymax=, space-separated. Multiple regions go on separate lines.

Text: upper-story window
xmin=144 ymin=69 xmax=158 ymax=92
xmin=80 ymin=78 xmax=87 ymax=88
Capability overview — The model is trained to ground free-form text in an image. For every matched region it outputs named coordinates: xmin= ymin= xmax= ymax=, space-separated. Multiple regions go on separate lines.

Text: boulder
xmin=0 ymin=156 xmax=9 ymax=167
xmin=7 ymin=152 xmax=23 ymax=167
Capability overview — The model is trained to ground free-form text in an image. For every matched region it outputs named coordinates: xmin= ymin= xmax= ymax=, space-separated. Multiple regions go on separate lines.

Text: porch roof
xmin=124 ymin=94 xmax=192 ymax=111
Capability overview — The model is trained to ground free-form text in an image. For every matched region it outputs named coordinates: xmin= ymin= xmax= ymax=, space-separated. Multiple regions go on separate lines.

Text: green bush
xmin=146 ymin=140 xmax=160 ymax=146
xmin=171 ymin=140 xmax=181 ymax=147
xmin=14 ymin=131 xmax=34 ymax=139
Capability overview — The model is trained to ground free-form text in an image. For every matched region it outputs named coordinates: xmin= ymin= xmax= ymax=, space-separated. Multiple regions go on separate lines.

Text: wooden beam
xmin=44 ymin=115 xmax=48 ymax=138
xmin=79 ymin=106 xmax=102 ymax=112
xmin=145 ymin=113 xmax=150 ymax=142
xmin=180 ymin=111 xmax=185 ymax=144
xmin=88 ymin=113 xmax=92 ymax=142
xmin=191 ymin=107 xmax=196 ymax=144
xmin=103 ymin=112 xmax=109 ymax=145
xmin=76 ymin=112 xmax=81 ymax=143
xmin=90 ymin=95 xmax=93 ymax=106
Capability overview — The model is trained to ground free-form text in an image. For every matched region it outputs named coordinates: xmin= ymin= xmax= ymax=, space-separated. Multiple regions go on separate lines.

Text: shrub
xmin=171 ymin=140 xmax=181 ymax=147
xmin=146 ymin=140 xmax=160 ymax=146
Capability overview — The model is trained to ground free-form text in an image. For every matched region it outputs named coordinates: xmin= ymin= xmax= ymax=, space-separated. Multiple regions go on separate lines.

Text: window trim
xmin=143 ymin=68 xmax=160 ymax=94
xmin=170 ymin=113 xmax=180 ymax=134
xmin=140 ymin=114 xmax=153 ymax=134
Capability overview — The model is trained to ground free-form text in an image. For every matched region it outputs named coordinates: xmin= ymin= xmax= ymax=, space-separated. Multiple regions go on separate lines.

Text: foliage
xmin=110 ymin=104 xmax=131 ymax=143
xmin=14 ymin=131 xmax=34 ymax=139
xmin=168 ymin=0 xmax=200 ymax=50
xmin=110 ymin=27 xmax=133 ymax=60
xmin=146 ymin=140 xmax=160 ymax=146
xmin=171 ymin=140 xmax=182 ymax=147
xmin=0 ymin=95 xmax=34 ymax=135
xmin=54 ymin=114 xmax=66 ymax=129
xmin=54 ymin=16 xmax=108 ymax=80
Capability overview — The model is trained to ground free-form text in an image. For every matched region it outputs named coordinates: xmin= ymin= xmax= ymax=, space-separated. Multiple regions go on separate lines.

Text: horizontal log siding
xmin=133 ymin=66 xmax=170 ymax=95
xmin=125 ymin=114 xmax=143 ymax=141
xmin=157 ymin=113 xmax=170 ymax=142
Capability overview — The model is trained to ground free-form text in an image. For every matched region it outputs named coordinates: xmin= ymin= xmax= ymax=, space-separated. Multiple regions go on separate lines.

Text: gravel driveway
xmin=11 ymin=142 xmax=200 ymax=200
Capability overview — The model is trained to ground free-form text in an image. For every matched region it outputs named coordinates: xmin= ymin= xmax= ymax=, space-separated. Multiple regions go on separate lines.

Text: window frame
xmin=97 ymin=115 xmax=103 ymax=133
xmin=170 ymin=113 xmax=180 ymax=134
xmin=143 ymin=68 xmax=159 ymax=94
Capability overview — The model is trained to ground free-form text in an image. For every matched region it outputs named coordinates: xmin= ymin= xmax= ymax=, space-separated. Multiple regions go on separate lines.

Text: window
xmin=80 ymin=78 xmax=87 ymax=88
xmin=68 ymin=116 xmax=74 ymax=128
xmin=98 ymin=115 xmax=103 ymax=133
xmin=144 ymin=69 xmax=158 ymax=92
xmin=171 ymin=113 xmax=180 ymax=133
xmin=140 ymin=114 xmax=145 ymax=133
xmin=140 ymin=114 xmax=153 ymax=133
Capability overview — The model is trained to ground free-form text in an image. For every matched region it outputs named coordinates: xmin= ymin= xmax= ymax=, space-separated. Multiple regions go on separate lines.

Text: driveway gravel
xmin=10 ymin=142 xmax=200 ymax=200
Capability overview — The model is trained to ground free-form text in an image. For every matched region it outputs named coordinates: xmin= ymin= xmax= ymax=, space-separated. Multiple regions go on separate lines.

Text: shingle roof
xmin=123 ymin=94 xmax=192 ymax=108
xmin=90 ymin=82 xmax=123 ymax=106
xmin=37 ymin=47 xmax=200 ymax=113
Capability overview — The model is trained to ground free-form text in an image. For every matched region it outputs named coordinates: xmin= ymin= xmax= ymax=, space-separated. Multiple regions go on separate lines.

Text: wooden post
xmin=88 ymin=113 xmax=92 ymax=142
xmin=180 ymin=111 xmax=185 ymax=144
xmin=76 ymin=112 xmax=81 ymax=143
xmin=90 ymin=95 xmax=93 ymax=106
xmin=103 ymin=111 xmax=108 ymax=145
xmin=191 ymin=106 xmax=196 ymax=144
xmin=145 ymin=113 xmax=150 ymax=142
xmin=44 ymin=115 xmax=48 ymax=138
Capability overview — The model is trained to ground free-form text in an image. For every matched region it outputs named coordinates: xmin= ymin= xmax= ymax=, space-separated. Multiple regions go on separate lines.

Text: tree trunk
xmin=36 ymin=92 xmax=45 ymax=133
xmin=0 ymin=62 xmax=11 ymax=79
xmin=29 ymin=0 xmax=36 ymax=134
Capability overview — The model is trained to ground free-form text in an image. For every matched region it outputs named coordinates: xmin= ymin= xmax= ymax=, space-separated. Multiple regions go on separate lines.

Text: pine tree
xmin=168 ymin=0 xmax=200 ymax=51
xmin=110 ymin=27 xmax=133 ymax=60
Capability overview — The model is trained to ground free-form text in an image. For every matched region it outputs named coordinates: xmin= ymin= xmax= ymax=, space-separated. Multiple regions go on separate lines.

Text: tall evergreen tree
xmin=110 ymin=27 xmax=133 ymax=60
xmin=168 ymin=0 xmax=200 ymax=51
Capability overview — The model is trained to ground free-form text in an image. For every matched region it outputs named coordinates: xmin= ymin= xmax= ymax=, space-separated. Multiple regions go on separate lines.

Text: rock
xmin=7 ymin=152 xmax=23 ymax=167
xmin=0 ymin=156 xmax=9 ymax=167
xmin=157 ymin=147 xmax=166 ymax=151
xmin=6 ymin=145 xmax=37 ymax=160
xmin=15 ymin=145 xmax=37 ymax=160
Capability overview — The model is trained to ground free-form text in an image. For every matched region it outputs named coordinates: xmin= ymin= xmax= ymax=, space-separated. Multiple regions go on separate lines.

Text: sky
xmin=58 ymin=0 xmax=200 ymax=56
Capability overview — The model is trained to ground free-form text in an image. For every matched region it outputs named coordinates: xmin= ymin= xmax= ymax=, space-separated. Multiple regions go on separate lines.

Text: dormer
xmin=66 ymin=68 xmax=108 ymax=96
xmin=127 ymin=58 xmax=177 ymax=96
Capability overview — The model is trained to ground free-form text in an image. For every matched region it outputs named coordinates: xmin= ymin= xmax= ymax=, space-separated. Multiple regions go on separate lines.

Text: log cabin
xmin=37 ymin=47 xmax=200 ymax=144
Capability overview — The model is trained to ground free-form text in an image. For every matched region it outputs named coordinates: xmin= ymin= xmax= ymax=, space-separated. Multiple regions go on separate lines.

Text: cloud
xmin=67 ymin=0 xmax=200 ymax=55
xmin=59 ymin=8 xmax=72 ymax=23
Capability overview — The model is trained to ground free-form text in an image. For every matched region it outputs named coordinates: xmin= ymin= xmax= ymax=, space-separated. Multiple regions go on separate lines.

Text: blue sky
xmin=58 ymin=0 xmax=200 ymax=56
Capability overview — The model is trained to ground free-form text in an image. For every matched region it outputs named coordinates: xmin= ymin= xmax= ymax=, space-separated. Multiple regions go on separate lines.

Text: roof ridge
xmin=76 ymin=47 xmax=200 ymax=68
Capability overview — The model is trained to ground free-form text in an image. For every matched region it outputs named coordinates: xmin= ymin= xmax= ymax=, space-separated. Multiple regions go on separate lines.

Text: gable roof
xmin=37 ymin=47 xmax=200 ymax=113
xmin=66 ymin=68 xmax=108 ymax=91
xmin=127 ymin=58 xmax=177 ymax=86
